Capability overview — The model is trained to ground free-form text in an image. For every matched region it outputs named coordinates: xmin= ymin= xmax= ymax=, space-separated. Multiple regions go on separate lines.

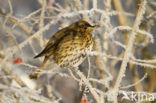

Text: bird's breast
xmin=53 ymin=33 xmax=94 ymax=68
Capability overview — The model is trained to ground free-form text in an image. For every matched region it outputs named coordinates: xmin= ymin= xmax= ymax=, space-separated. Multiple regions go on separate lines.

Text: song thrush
xmin=29 ymin=20 xmax=98 ymax=79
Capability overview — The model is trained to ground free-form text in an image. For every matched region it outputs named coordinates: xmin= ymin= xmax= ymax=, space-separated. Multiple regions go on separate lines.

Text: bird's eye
xmin=79 ymin=25 xmax=86 ymax=29
xmin=82 ymin=25 xmax=87 ymax=29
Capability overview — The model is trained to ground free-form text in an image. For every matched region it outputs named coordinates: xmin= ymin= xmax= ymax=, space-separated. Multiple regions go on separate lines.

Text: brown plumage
xmin=29 ymin=20 xmax=98 ymax=79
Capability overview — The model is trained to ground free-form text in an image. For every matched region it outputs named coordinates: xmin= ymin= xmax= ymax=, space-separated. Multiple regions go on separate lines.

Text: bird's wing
xmin=34 ymin=27 xmax=75 ymax=58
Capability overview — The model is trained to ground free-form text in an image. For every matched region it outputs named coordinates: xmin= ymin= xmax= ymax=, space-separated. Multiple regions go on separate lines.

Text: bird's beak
xmin=89 ymin=25 xmax=100 ymax=30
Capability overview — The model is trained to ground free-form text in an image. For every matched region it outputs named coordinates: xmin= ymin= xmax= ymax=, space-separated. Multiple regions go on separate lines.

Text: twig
xmin=93 ymin=0 xmax=97 ymax=9
xmin=87 ymin=51 xmax=156 ymax=69
xmin=67 ymin=68 xmax=80 ymax=82
xmin=87 ymin=52 xmax=91 ymax=79
xmin=0 ymin=8 xmax=33 ymax=35
xmin=76 ymin=69 xmax=100 ymax=102
xmin=121 ymin=73 xmax=147 ymax=89
xmin=0 ymin=61 xmax=26 ymax=87
xmin=12 ymin=9 xmax=41 ymax=29
xmin=109 ymin=25 xmax=154 ymax=43
xmin=72 ymin=0 xmax=82 ymax=10
xmin=39 ymin=0 xmax=46 ymax=48
xmin=113 ymin=0 xmax=147 ymax=98
xmin=2 ymin=19 xmax=57 ymax=63
xmin=84 ymin=0 xmax=89 ymax=10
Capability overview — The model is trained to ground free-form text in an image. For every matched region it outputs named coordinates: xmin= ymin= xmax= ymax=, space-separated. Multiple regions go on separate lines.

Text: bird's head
xmin=75 ymin=20 xmax=99 ymax=32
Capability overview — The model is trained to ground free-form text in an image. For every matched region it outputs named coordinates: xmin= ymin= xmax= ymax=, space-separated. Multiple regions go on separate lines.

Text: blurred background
xmin=0 ymin=0 xmax=155 ymax=103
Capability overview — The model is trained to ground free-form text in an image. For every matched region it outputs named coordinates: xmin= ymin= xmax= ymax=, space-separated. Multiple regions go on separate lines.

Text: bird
xmin=29 ymin=20 xmax=98 ymax=79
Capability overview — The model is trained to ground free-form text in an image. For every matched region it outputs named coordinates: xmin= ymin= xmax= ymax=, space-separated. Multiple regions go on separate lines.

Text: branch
xmin=113 ymin=0 xmax=147 ymax=96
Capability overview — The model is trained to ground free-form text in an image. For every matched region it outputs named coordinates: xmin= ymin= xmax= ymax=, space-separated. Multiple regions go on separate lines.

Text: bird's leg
xmin=29 ymin=56 xmax=49 ymax=79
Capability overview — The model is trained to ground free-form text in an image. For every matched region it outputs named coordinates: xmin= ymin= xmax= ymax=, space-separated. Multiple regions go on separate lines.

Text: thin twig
xmin=0 ymin=8 xmax=33 ymax=35
xmin=0 ymin=61 xmax=26 ymax=87
xmin=113 ymin=0 xmax=147 ymax=97
xmin=76 ymin=69 xmax=100 ymax=102
xmin=87 ymin=51 xmax=156 ymax=69
xmin=121 ymin=73 xmax=147 ymax=89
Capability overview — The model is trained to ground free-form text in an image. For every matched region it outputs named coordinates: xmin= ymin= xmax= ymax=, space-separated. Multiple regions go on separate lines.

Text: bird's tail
xmin=34 ymin=49 xmax=48 ymax=58
xmin=34 ymin=48 xmax=52 ymax=58
xmin=34 ymin=52 xmax=43 ymax=58
xmin=30 ymin=56 xmax=49 ymax=79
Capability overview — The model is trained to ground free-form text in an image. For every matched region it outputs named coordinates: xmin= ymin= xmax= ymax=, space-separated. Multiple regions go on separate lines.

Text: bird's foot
xmin=29 ymin=73 xmax=39 ymax=79
xmin=29 ymin=69 xmax=41 ymax=79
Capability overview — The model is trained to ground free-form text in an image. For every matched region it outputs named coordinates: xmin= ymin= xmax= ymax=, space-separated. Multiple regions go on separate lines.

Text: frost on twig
xmin=0 ymin=0 xmax=155 ymax=103
xmin=0 ymin=85 xmax=54 ymax=103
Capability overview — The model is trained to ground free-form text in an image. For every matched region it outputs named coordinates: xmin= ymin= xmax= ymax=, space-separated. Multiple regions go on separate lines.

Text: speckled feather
xmin=30 ymin=20 xmax=96 ymax=79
